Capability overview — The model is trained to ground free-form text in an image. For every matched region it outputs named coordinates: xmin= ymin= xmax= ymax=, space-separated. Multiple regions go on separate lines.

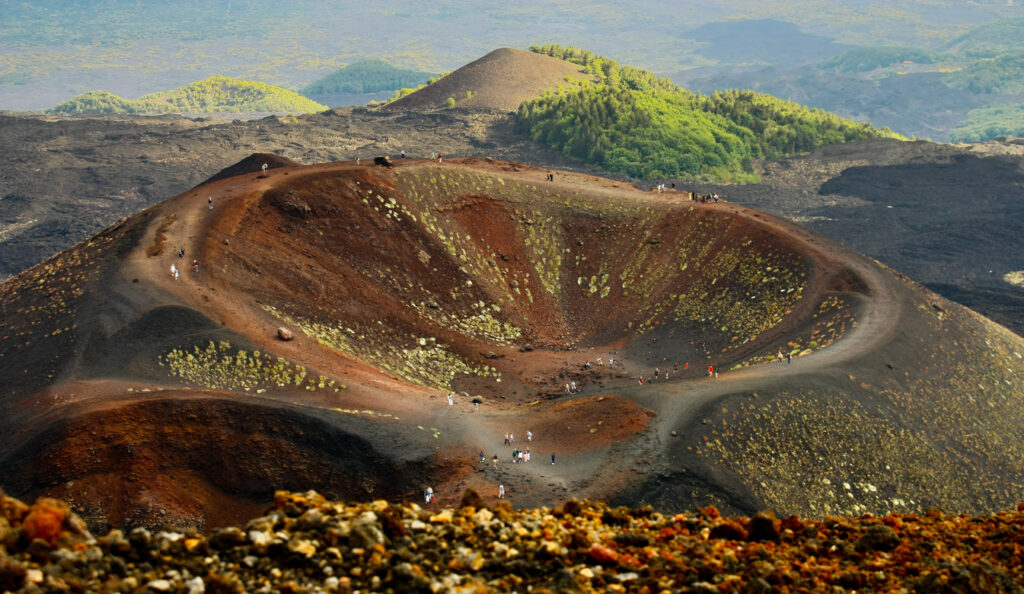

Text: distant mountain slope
xmin=381 ymin=47 xmax=592 ymax=112
xmin=301 ymin=60 xmax=437 ymax=100
xmin=950 ymin=103 xmax=1024 ymax=142
xmin=819 ymin=46 xmax=935 ymax=74
xmin=518 ymin=45 xmax=900 ymax=181
xmin=49 ymin=76 xmax=327 ymax=115
xmin=686 ymin=19 xmax=849 ymax=67
xmin=940 ymin=17 xmax=1024 ymax=55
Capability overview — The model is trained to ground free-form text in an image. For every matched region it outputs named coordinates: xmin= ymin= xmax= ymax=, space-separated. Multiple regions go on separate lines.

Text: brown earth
xmin=2 ymin=157 xmax=1024 ymax=534
xmin=381 ymin=48 xmax=593 ymax=112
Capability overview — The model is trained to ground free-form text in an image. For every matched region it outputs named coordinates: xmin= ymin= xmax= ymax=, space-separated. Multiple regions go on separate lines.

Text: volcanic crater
xmin=2 ymin=157 xmax=1023 ymax=532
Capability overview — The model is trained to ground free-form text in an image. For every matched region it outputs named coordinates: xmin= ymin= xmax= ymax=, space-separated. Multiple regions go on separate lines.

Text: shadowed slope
xmin=1 ymin=158 xmax=1023 ymax=530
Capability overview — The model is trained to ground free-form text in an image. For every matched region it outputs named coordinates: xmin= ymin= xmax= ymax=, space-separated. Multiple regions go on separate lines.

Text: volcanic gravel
xmin=1 ymin=490 xmax=1022 ymax=593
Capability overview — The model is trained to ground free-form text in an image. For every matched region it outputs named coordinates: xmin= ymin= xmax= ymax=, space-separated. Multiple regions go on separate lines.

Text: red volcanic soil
xmin=381 ymin=48 xmax=593 ymax=112
xmin=2 ymin=156 xmax=1024 ymax=532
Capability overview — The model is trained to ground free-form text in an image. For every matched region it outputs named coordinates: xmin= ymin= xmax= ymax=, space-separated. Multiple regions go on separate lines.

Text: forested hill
xmin=49 ymin=76 xmax=327 ymax=115
xmin=301 ymin=60 xmax=437 ymax=96
xmin=517 ymin=45 xmax=902 ymax=182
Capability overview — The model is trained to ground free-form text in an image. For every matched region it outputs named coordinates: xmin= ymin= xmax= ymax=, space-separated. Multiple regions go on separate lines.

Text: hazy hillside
xmin=819 ymin=46 xmax=935 ymax=73
xmin=686 ymin=19 xmax=849 ymax=66
xmin=950 ymin=103 xmax=1024 ymax=141
xmin=49 ymin=76 xmax=327 ymax=115
xmin=301 ymin=59 xmax=437 ymax=103
xmin=517 ymin=45 xmax=899 ymax=181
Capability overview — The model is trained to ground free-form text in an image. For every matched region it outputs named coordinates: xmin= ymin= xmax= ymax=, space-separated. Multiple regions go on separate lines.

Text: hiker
xmin=527 ymin=430 xmax=533 ymax=442
xmin=654 ymin=367 xmax=660 ymax=381
xmin=261 ymin=163 xmax=268 ymax=174
xmin=518 ymin=450 xmax=525 ymax=463
xmin=509 ymin=433 xmax=514 ymax=444
xmin=192 ymin=260 xmax=199 ymax=273
xmin=609 ymin=358 xmax=615 ymax=367
xmin=707 ymin=365 xmax=714 ymax=377
xmin=583 ymin=361 xmax=591 ymax=369
xmin=170 ymin=264 xmax=177 ymax=279
xmin=512 ymin=449 xmax=518 ymax=463
xmin=498 ymin=484 xmax=505 ymax=499
xmin=565 ymin=383 xmax=571 ymax=394
xmin=551 ymin=453 xmax=556 ymax=465
xmin=208 ymin=196 xmax=213 ymax=210
xmin=492 ymin=455 xmax=499 ymax=469
xmin=177 ymin=248 xmax=184 ymax=258
xmin=570 ymin=381 xmax=577 ymax=392
xmin=596 ymin=357 xmax=603 ymax=366
xmin=525 ymin=449 xmax=530 ymax=463
xmin=504 ymin=432 xmax=510 ymax=446
xmin=447 ymin=393 xmax=454 ymax=406
xmin=472 ymin=396 xmax=482 ymax=411
xmin=787 ymin=352 xmax=792 ymax=364
xmin=480 ymin=450 xmax=485 ymax=463
xmin=776 ymin=349 xmax=784 ymax=363
xmin=400 ymin=150 xmax=406 ymax=158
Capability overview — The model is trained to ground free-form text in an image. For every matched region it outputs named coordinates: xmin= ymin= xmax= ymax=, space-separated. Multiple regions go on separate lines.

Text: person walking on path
xmin=504 ymin=433 xmax=510 ymax=446
xmin=492 ymin=455 xmax=499 ymax=469
xmin=787 ymin=352 xmax=792 ymax=364
xmin=527 ymin=430 xmax=533 ymax=442
xmin=447 ymin=393 xmax=454 ymax=406
xmin=208 ymin=196 xmax=213 ymax=210
xmin=551 ymin=453 xmax=556 ymax=465
xmin=498 ymin=484 xmax=505 ymax=499
xmin=479 ymin=450 xmax=485 ymax=464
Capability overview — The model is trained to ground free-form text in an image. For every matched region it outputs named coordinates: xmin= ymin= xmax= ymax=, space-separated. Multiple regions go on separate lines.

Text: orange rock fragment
xmin=589 ymin=543 xmax=619 ymax=563
xmin=22 ymin=498 xmax=68 ymax=544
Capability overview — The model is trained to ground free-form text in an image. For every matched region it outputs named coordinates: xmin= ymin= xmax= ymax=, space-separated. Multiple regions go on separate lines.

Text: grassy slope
xmin=49 ymin=76 xmax=327 ymax=115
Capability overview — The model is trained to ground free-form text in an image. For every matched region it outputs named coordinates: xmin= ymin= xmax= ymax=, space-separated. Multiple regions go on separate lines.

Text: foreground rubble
xmin=0 ymin=489 xmax=1021 ymax=592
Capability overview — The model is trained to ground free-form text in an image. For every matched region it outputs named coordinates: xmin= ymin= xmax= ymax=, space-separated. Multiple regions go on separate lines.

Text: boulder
xmin=854 ymin=524 xmax=900 ymax=552
xmin=277 ymin=327 xmax=294 ymax=341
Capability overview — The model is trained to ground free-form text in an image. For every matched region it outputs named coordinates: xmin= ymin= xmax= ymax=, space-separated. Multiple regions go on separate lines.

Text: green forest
xmin=949 ymin=103 xmax=1024 ymax=142
xmin=301 ymin=60 xmax=437 ymax=95
xmin=49 ymin=76 xmax=327 ymax=115
xmin=820 ymin=46 xmax=935 ymax=74
xmin=942 ymin=54 xmax=1024 ymax=95
xmin=518 ymin=45 xmax=899 ymax=182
